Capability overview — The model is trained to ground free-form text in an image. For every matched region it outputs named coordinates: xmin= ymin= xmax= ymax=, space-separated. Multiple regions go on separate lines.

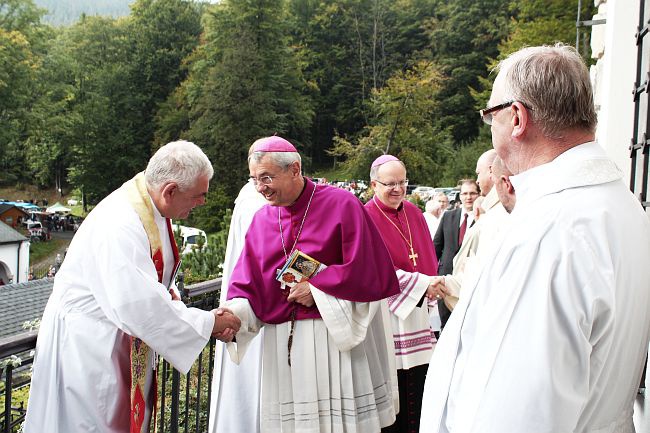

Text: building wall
xmin=0 ymin=208 xmax=28 ymax=230
xmin=0 ymin=241 xmax=30 ymax=284
xmin=591 ymin=0 xmax=641 ymax=186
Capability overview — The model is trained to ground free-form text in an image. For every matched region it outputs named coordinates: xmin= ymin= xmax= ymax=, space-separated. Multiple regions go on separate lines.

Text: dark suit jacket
xmin=433 ymin=208 xmax=463 ymax=327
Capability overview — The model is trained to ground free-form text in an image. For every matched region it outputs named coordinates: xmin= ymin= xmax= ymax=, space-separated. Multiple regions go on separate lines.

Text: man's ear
xmin=511 ymin=102 xmax=529 ymax=138
xmin=161 ymin=182 xmax=178 ymax=201
xmin=290 ymin=161 xmax=301 ymax=177
xmin=503 ymin=177 xmax=515 ymax=194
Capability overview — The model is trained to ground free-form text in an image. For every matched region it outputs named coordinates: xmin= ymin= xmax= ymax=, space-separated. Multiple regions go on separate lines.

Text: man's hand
xmin=287 ymin=281 xmax=315 ymax=307
xmin=211 ymin=307 xmax=241 ymax=342
xmin=426 ymin=276 xmax=448 ymax=301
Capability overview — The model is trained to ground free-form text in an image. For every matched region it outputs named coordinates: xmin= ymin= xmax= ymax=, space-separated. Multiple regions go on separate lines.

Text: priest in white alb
xmin=420 ymin=44 xmax=650 ymax=433
xmin=223 ymin=135 xmax=400 ymax=433
xmin=24 ymin=141 xmax=240 ymax=433
xmin=209 ymin=178 xmax=266 ymax=433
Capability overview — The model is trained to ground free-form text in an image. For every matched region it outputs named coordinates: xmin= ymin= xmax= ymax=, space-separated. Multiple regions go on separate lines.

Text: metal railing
xmin=0 ymin=276 xmax=222 ymax=433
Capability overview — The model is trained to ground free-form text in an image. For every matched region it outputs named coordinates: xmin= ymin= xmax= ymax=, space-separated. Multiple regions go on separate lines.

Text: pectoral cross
xmin=409 ymin=247 xmax=418 ymax=266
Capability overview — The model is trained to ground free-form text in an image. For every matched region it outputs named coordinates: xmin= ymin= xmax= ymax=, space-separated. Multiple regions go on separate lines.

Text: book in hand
xmin=276 ymin=249 xmax=327 ymax=289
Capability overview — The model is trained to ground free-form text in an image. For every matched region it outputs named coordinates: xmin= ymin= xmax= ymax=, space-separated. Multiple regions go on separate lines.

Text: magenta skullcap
xmin=371 ymin=154 xmax=400 ymax=168
xmin=252 ymin=136 xmax=297 ymax=153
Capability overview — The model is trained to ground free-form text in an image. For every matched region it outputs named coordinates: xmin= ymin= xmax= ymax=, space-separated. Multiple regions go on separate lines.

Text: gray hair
xmin=425 ymin=199 xmax=441 ymax=213
xmin=145 ymin=140 xmax=213 ymax=190
xmin=496 ymin=43 xmax=597 ymax=139
xmin=248 ymin=151 xmax=302 ymax=171
xmin=369 ymin=160 xmax=406 ymax=180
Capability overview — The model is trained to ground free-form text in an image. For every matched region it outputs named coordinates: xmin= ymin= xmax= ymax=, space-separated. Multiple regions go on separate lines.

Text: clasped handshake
xmin=210 ymin=308 xmax=241 ymax=342
xmin=425 ymin=276 xmax=448 ymax=301
xmin=209 ymin=282 xmax=314 ymax=342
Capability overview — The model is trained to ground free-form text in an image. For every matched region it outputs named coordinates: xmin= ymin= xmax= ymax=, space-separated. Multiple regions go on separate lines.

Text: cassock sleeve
xmin=310 ymin=283 xmax=380 ymax=352
xmin=223 ymin=298 xmax=263 ymax=364
xmin=90 ymin=215 xmax=214 ymax=374
xmin=308 ymin=196 xmax=399 ymax=302
xmin=389 ymin=269 xmax=433 ymax=321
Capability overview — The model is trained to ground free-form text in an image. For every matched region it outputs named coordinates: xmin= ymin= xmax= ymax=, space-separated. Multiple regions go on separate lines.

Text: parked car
xmin=26 ymin=221 xmax=50 ymax=242
xmin=447 ymin=189 xmax=461 ymax=204
xmin=412 ymin=186 xmax=435 ymax=201
xmin=171 ymin=224 xmax=208 ymax=255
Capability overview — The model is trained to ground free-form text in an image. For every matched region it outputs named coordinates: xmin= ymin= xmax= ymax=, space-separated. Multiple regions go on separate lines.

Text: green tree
xmin=127 ymin=0 xmax=203 ymax=154
xmin=289 ymin=0 xmax=436 ymax=167
xmin=158 ymin=0 xmax=313 ymax=227
xmin=0 ymin=0 xmax=47 ymax=185
xmin=424 ymin=0 xmax=511 ymax=144
xmin=0 ymin=28 xmax=38 ymax=185
xmin=59 ymin=16 xmax=147 ymax=203
xmin=181 ymin=208 xmax=232 ymax=285
xmin=330 ymin=61 xmax=454 ymax=186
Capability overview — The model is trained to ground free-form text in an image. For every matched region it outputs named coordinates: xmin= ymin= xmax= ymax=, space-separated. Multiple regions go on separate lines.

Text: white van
xmin=171 ymin=224 xmax=208 ymax=255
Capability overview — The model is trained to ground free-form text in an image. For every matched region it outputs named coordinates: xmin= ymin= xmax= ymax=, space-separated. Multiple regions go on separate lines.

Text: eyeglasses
xmin=375 ymin=179 xmax=409 ymax=189
xmin=460 ymin=191 xmax=479 ymax=197
xmin=250 ymin=175 xmax=275 ymax=186
xmin=479 ymin=101 xmax=515 ymax=125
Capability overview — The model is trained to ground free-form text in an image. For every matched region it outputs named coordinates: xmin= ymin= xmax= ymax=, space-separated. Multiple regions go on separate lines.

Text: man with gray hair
xmin=423 ymin=192 xmax=448 ymax=240
xmin=25 ymin=140 xmax=241 ymax=433
xmin=421 ymin=44 xmax=650 ymax=432
xmin=223 ymin=136 xmax=400 ymax=432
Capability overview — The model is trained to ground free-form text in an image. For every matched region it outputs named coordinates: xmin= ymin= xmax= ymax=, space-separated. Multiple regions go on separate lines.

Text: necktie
xmin=458 ymin=212 xmax=468 ymax=246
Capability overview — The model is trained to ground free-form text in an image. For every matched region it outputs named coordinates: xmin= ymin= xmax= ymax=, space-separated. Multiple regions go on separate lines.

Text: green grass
xmin=29 ymin=238 xmax=68 ymax=264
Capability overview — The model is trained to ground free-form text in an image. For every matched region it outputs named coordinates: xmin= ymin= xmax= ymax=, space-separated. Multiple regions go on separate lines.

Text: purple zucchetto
xmin=371 ymin=154 xmax=400 ymax=168
xmin=251 ymin=136 xmax=297 ymax=153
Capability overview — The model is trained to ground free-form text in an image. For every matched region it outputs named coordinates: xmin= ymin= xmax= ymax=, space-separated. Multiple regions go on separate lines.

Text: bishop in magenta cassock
xmin=223 ymin=136 xmax=400 ymax=433
xmin=364 ymin=155 xmax=440 ymax=433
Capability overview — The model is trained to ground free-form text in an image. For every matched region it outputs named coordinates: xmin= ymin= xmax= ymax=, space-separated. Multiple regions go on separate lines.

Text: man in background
xmin=433 ymin=179 xmax=479 ymax=328
xmin=423 ymin=192 xmax=449 ymax=240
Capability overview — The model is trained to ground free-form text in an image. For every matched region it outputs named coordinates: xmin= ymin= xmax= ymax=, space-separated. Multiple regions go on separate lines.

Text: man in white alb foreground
xmin=420 ymin=44 xmax=650 ymax=433
xmin=209 ymin=177 xmax=266 ymax=433
xmin=25 ymin=141 xmax=240 ymax=433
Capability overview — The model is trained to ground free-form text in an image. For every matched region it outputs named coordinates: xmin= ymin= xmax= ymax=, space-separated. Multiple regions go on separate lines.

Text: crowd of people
xmin=23 ymin=44 xmax=650 ymax=433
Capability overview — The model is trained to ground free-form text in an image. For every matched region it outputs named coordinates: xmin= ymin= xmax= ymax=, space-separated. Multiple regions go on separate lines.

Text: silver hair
xmin=425 ymin=199 xmax=441 ymax=213
xmin=248 ymin=151 xmax=302 ymax=171
xmin=145 ymin=140 xmax=213 ymax=190
xmin=369 ymin=160 xmax=405 ymax=180
xmin=496 ymin=43 xmax=597 ymax=139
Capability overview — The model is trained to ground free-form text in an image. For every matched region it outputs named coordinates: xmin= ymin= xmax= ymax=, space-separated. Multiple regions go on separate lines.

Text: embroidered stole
xmin=122 ymin=171 xmax=179 ymax=433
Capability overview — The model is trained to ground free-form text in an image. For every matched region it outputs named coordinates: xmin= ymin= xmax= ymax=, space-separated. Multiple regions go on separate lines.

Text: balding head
xmin=492 ymin=156 xmax=516 ymax=213
xmin=476 ymin=149 xmax=498 ymax=196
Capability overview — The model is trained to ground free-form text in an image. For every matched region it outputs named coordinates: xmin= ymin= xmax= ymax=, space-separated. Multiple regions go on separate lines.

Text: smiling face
xmin=371 ymin=160 xmax=407 ymax=209
xmin=249 ymin=154 xmax=303 ymax=207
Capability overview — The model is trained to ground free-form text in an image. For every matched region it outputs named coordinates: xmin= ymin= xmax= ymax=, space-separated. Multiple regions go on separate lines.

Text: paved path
xmin=31 ymin=230 xmax=75 ymax=269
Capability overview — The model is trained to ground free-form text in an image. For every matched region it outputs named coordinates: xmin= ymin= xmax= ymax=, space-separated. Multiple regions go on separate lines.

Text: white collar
xmin=509 ymin=141 xmax=621 ymax=210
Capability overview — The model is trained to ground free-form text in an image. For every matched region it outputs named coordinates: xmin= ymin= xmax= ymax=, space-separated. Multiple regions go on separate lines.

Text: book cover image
xmin=276 ymin=250 xmax=326 ymax=288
